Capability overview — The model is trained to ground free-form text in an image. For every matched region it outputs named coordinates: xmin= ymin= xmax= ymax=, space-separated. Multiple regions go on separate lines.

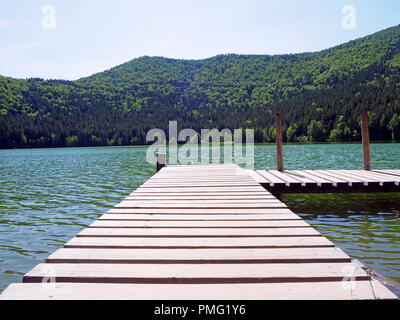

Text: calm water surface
xmin=0 ymin=143 xmax=399 ymax=291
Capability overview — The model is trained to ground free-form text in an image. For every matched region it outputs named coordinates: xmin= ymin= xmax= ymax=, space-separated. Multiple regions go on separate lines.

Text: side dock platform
xmin=247 ymin=169 xmax=400 ymax=194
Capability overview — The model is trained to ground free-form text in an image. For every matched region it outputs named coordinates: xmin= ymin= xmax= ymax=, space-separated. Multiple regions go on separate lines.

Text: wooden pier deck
xmin=0 ymin=164 xmax=397 ymax=300
xmin=247 ymin=169 xmax=400 ymax=194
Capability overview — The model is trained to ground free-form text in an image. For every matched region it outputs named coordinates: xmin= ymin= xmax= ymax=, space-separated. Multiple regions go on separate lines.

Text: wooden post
xmin=156 ymin=153 xmax=166 ymax=172
xmin=276 ymin=112 xmax=283 ymax=171
xmin=361 ymin=113 xmax=371 ymax=171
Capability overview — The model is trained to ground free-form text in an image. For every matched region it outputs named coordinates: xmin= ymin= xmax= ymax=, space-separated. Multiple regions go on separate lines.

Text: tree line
xmin=0 ymin=25 xmax=399 ymax=148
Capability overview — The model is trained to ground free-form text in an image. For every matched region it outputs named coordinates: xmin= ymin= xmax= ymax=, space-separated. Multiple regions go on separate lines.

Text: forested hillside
xmin=1 ymin=25 xmax=400 ymax=148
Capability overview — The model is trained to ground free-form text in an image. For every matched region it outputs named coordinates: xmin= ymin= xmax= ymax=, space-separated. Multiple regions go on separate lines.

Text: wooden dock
xmin=248 ymin=169 xmax=400 ymax=194
xmin=0 ymin=164 xmax=397 ymax=300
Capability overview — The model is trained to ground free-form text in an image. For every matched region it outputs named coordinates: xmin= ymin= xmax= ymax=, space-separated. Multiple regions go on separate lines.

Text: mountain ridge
xmin=0 ymin=24 xmax=399 ymax=148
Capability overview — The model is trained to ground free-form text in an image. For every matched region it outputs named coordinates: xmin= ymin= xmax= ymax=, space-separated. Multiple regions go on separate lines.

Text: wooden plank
xmin=153 ymin=174 xmax=250 ymax=178
xmin=107 ymin=208 xmax=295 ymax=214
xmin=136 ymin=184 xmax=267 ymax=189
xmin=64 ymin=236 xmax=335 ymax=249
xmin=327 ymin=170 xmax=378 ymax=186
xmin=151 ymin=172 xmax=249 ymax=176
xmin=164 ymin=169 xmax=242 ymax=171
xmin=129 ymin=191 xmax=272 ymax=196
xmin=376 ymin=169 xmax=400 ymax=176
xmin=152 ymin=171 xmax=252 ymax=175
xmin=140 ymin=181 xmax=262 ymax=186
xmin=155 ymin=173 xmax=247 ymax=176
xmin=347 ymin=170 xmax=399 ymax=186
xmin=142 ymin=182 xmax=259 ymax=187
xmin=256 ymin=170 xmax=287 ymax=187
xmin=314 ymin=170 xmax=363 ymax=186
xmin=155 ymin=170 xmax=245 ymax=174
xmin=155 ymin=170 xmax=247 ymax=173
xmin=162 ymin=165 xmax=240 ymax=169
xmin=125 ymin=195 xmax=276 ymax=200
xmin=302 ymin=170 xmax=347 ymax=187
xmin=244 ymin=170 xmax=268 ymax=183
xmin=120 ymin=199 xmax=284 ymax=204
xmin=138 ymin=182 xmax=260 ymax=186
xmin=287 ymin=170 xmax=330 ymax=187
xmin=100 ymin=213 xmax=301 ymax=221
xmin=89 ymin=220 xmax=310 ymax=228
xmin=278 ymin=171 xmax=318 ymax=186
xmin=372 ymin=169 xmax=400 ymax=178
xmin=157 ymin=174 xmax=248 ymax=177
xmin=156 ymin=175 xmax=252 ymax=180
xmin=269 ymin=170 xmax=307 ymax=187
xmin=141 ymin=183 xmax=260 ymax=188
xmin=77 ymin=227 xmax=320 ymax=238
xmin=23 ymin=262 xmax=369 ymax=284
xmin=341 ymin=170 xmax=387 ymax=186
xmin=158 ymin=168 xmax=241 ymax=172
xmin=46 ymin=247 xmax=350 ymax=264
xmin=133 ymin=186 xmax=267 ymax=193
xmin=129 ymin=191 xmax=273 ymax=196
xmin=160 ymin=169 xmax=242 ymax=172
xmin=2 ymin=281 xmax=396 ymax=300
xmin=146 ymin=177 xmax=257 ymax=182
xmin=117 ymin=199 xmax=282 ymax=208
xmin=114 ymin=202 xmax=288 ymax=209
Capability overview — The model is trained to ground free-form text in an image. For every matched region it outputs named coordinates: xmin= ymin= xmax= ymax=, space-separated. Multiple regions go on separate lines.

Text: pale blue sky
xmin=0 ymin=0 xmax=399 ymax=80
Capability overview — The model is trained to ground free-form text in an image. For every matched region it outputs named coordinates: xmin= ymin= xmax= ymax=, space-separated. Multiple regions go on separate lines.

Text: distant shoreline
xmin=1 ymin=141 xmax=399 ymax=152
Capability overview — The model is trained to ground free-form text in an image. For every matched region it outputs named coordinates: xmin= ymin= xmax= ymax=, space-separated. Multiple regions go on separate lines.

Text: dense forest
xmin=0 ymin=25 xmax=400 ymax=148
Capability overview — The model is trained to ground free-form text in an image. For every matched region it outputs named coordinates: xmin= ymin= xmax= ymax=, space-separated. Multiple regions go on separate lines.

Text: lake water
xmin=0 ymin=143 xmax=399 ymax=292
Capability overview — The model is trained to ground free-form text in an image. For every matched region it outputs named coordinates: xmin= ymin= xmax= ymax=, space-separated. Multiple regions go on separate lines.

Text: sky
xmin=0 ymin=0 xmax=399 ymax=80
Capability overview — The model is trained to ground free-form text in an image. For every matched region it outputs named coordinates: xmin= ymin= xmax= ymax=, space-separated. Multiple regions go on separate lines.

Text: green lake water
xmin=0 ymin=143 xmax=399 ymax=292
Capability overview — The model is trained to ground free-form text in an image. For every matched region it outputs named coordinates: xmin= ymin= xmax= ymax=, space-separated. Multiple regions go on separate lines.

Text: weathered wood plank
xmin=46 ymin=247 xmax=350 ymax=264
xmin=64 ymin=236 xmax=335 ymax=249
xmin=133 ymin=186 xmax=267 ymax=193
xmin=89 ymin=219 xmax=310 ymax=228
xmin=256 ymin=170 xmax=287 ymax=187
xmin=100 ymin=213 xmax=301 ymax=221
xmin=129 ymin=191 xmax=272 ymax=196
xmin=303 ymin=170 xmax=348 ymax=187
xmin=2 ymin=281 xmax=396 ymax=300
xmin=269 ymin=170 xmax=303 ymax=187
xmin=315 ymin=170 xmax=363 ymax=186
xmin=77 ymin=227 xmax=320 ymax=238
xmin=23 ymin=262 xmax=369 ymax=283
xmin=244 ymin=170 xmax=268 ymax=183
xmin=115 ymin=201 xmax=287 ymax=209
xmin=145 ymin=177 xmax=257 ymax=182
xmin=107 ymin=208 xmax=295 ymax=214
xmin=122 ymin=199 xmax=282 ymax=204
xmin=141 ymin=183 xmax=260 ymax=188
xmin=331 ymin=170 xmax=379 ymax=186
xmin=348 ymin=170 xmax=399 ymax=186
xmin=280 ymin=171 xmax=319 ymax=186
xmin=125 ymin=195 xmax=276 ymax=200
xmin=376 ymin=169 xmax=400 ymax=176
